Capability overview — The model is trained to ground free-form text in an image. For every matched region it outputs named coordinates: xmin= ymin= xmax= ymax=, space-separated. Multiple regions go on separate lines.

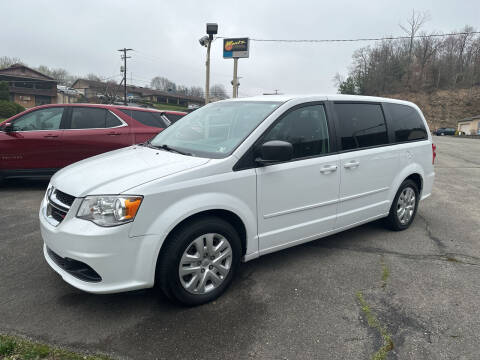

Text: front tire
xmin=385 ymin=179 xmax=419 ymax=231
xmin=156 ymin=216 xmax=241 ymax=306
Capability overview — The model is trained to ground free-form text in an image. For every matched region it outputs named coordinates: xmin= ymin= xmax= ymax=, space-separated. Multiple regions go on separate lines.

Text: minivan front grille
xmin=54 ymin=190 xmax=75 ymax=207
xmin=45 ymin=188 xmax=76 ymax=226
xmin=50 ymin=205 xmax=67 ymax=223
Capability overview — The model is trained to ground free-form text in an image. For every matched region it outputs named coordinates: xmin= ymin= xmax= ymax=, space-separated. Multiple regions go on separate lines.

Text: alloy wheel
xmin=178 ymin=233 xmax=232 ymax=294
xmin=396 ymin=187 xmax=416 ymax=225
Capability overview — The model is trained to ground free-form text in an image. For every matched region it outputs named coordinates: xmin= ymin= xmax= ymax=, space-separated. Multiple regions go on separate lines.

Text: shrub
xmin=0 ymin=81 xmax=9 ymax=101
xmin=13 ymin=102 xmax=25 ymax=114
xmin=0 ymin=100 xmax=17 ymax=118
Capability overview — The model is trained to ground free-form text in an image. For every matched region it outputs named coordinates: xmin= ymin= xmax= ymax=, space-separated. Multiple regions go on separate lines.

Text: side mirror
xmin=3 ymin=123 xmax=13 ymax=132
xmin=255 ymin=140 xmax=293 ymax=165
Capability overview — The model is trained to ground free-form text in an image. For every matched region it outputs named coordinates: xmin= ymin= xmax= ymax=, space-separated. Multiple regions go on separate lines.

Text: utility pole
xmin=118 ymin=48 xmax=132 ymax=105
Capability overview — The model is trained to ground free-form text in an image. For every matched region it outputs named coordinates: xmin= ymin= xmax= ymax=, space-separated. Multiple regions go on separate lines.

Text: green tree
xmin=0 ymin=81 xmax=9 ymax=101
xmin=338 ymin=76 xmax=358 ymax=95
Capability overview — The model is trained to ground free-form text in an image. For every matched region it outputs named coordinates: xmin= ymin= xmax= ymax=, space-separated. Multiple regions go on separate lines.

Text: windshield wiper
xmin=139 ymin=140 xmax=156 ymax=148
xmin=156 ymin=144 xmax=193 ymax=156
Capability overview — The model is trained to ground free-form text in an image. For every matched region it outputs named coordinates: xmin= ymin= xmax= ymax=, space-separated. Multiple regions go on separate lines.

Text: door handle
xmin=344 ymin=160 xmax=360 ymax=169
xmin=107 ymin=132 xmax=120 ymax=136
xmin=43 ymin=134 xmax=58 ymax=138
xmin=320 ymin=165 xmax=338 ymax=174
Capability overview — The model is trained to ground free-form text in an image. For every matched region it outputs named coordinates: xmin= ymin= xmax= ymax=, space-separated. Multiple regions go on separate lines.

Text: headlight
xmin=76 ymin=195 xmax=143 ymax=227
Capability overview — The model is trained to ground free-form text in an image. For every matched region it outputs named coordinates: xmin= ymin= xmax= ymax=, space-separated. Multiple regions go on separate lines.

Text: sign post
xmin=223 ymin=38 xmax=249 ymax=98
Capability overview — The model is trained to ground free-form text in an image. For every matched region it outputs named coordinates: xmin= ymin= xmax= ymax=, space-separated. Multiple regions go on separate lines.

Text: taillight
xmin=432 ymin=143 xmax=436 ymax=164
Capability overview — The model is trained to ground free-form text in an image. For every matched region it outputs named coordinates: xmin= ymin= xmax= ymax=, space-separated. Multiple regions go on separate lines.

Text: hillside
xmin=382 ymin=86 xmax=480 ymax=129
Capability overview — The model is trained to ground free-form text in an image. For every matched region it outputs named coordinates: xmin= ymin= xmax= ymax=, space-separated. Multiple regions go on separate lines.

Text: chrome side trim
xmin=339 ymin=187 xmax=389 ymax=203
xmin=108 ymin=110 xmax=128 ymax=128
xmin=263 ymin=187 xmax=390 ymax=219
xmin=264 ymin=199 xmax=338 ymax=219
xmin=8 ymin=110 xmax=127 ymax=132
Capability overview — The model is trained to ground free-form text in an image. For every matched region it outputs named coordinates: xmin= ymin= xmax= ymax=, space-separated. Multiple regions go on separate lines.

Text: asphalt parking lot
xmin=1 ymin=135 xmax=479 ymax=360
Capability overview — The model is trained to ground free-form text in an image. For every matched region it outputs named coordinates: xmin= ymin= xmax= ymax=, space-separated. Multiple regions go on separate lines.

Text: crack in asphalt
xmin=417 ymin=214 xmax=447 ymax=254
xmin=313 ymin=213 xmax=480 ymax=268
xmin=315 ymin=244 xmax=480 ymax=267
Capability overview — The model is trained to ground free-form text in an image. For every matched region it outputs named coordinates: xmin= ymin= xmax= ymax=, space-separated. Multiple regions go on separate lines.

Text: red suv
xmin=0 ymin=104 xmax=186 ymax=180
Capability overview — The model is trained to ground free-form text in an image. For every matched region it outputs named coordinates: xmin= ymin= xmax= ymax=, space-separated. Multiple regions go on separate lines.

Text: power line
xmin=216 ymin=31 xmax=480 ymax=43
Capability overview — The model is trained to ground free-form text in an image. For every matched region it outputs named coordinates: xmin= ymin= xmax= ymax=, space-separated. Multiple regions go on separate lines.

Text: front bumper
xmin=39 ymin=196 xmax=158 ymax=294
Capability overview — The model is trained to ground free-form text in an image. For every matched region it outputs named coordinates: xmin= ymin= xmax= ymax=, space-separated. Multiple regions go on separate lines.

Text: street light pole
xmin=205 ymin=39 xmax=211 ymax=104
xmin=200 ymin=23 xmax=218 ymax=105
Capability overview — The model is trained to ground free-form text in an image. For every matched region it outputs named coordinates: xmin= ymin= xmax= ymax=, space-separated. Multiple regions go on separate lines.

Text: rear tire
xmin=385 ymin=179 xmax=419 ymax=231
xmin=156 ymin=216 xmax=241 ymax=306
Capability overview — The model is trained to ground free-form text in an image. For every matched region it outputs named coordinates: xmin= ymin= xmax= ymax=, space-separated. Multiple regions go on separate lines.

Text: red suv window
xmin=164 ymin=113 xmax=185 ymax=123
xmin=120 ymin=109 xmax=167 ymax=128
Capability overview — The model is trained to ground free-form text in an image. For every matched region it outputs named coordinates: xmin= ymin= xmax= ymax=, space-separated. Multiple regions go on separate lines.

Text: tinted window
xmin=70 ymin=108 xmax=108 ymax=129
xmin=263 ymin=104 xmax=329 ymax=159
xmin=120 ymin=109 xmax=167 ymax=128
xmin=386 ymin=103 xmax=427 ymax=142
xmin=106 ymin=112 xmax=122 ymax=127
xmin=12 ymin=107 xmax=63 ymax=131
xmin=335 ymin=103 xmax=388 ymax=150
xmin=165 ymin=113 xmax=184 ymax=123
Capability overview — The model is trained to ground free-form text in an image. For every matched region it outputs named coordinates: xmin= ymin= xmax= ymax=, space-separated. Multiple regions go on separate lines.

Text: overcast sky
xmin=2 ymin=0 xmax=479 ymax=97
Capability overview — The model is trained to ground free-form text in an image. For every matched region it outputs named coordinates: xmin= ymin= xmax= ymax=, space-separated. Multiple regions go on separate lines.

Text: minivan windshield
xmin=149 ymin=101 xmax=281 ymax=158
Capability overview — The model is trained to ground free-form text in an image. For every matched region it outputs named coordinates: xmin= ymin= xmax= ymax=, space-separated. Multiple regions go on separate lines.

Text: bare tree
xmin=150 ymin=76 xmax=177 ymax=92
xmin=188 ymin=86 xmax=204 ymax=97
xmin=210 ymin=84 xmax=228 ymax=99
xmin=399 ymin=10 xmax=430 ymax=88
xmin=336 ymin=19 xmax=480 ymax=95
xmin=85 ymin=73 xmax=101 ymax=82
xmin=0 ymin=56 xmax=23 ymax=69
xmin=36 ymin=65 xmax=75 ymax=85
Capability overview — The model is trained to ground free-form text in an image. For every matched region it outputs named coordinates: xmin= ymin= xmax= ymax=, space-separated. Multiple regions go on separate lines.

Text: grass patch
xmin=0 ymin=334 xmax=111 ymax=360
xmin=356 ymin=292 xmax=394 ymax=360
xmin=152 ymin=103 xmax=189 ymax=112
xmin=380 ymin=258 xmax=390 ymax=289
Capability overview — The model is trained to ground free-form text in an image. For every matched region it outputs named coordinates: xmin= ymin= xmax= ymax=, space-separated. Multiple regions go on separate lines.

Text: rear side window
xmin=70 ymin=108 xmax=108 ymax=129
xmin=164 ymin=113 xmax=184 ymax=123
xmin=120 ymin=109 xmax=167 ymax=128
xmin=334 ymin=103 xmax=388 ymax=150
xmin=386 ymin=103 xmax=427 ymax=142
xmin=106 ymin=112 xmax=122 ymax=127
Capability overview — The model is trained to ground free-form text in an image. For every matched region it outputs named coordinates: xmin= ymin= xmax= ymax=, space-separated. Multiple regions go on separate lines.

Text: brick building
xmin=71 ymin=78 xmax=205 ymax=107
xmin=0 ymin=64 xmax=57 ymax=108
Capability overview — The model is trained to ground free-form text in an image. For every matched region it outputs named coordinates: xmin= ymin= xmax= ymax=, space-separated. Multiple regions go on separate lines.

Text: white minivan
xmin=40 ymin=95 xmax=435 ymax=305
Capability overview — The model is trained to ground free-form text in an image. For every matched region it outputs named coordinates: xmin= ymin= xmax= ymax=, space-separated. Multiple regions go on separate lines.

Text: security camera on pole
xmin=199 ymin=23 xmax=218 ymax=104
xmin=223 ymin=38 xmax=249 ymax=98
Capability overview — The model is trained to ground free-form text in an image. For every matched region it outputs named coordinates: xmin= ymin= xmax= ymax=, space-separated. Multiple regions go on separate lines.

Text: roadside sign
xmin=223 ymin=38 xmax=249 ymax=58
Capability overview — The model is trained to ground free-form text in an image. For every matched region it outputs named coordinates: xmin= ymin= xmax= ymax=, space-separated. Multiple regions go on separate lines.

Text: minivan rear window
xmin=385 ymin=103 xmax=427 ymax=142
xmin=334 ymin=103 xmax=388 ymax=150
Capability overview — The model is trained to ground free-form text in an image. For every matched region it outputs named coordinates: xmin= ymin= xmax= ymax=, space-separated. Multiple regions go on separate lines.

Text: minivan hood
xmin=51 ymin=146 xmax=210 ymax=197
